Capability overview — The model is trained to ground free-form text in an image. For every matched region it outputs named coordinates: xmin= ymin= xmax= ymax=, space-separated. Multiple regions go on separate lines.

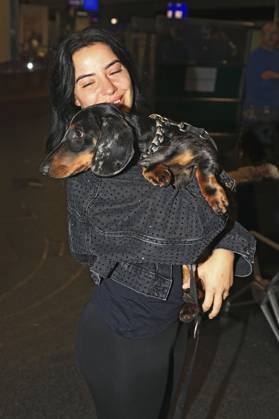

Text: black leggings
xmin=76 ymin=302 xmax=189 ymax=419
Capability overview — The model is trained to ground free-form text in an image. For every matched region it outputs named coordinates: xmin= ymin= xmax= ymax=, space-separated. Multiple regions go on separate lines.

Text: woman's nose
xmin=101 ymin=76 xmax=117 ymax=96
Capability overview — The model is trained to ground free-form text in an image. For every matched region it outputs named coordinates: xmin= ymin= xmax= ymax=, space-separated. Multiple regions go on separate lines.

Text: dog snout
xmin=39 ymin=160 xmax=50 ymax=176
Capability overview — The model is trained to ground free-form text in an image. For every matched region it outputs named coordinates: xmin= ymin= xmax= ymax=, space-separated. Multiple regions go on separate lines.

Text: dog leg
xmin=142 ymin=164 xmax=172 ymax=187
xmin=180 ymin=264 xmax=194 ymax=322
xmin=195 ymin=169 xmax=228 ymax=215
xmin=182 ymin=265 xmax=190 ymax=289
xmin=180 ymin=264 xmax=205 ymax=322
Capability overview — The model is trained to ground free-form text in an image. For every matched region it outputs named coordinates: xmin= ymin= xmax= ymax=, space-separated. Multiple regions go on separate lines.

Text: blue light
xmin=167 ymin=2 xmax=189 ymax=19
xmin=179 ymin=2 xmax=189 ymax=18
xmin=83 ymin=0 xmax=99 ymax=12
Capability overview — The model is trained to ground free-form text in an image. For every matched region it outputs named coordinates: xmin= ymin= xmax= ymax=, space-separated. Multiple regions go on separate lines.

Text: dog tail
xmin=228 ymin=163 xmax=279 ymax=184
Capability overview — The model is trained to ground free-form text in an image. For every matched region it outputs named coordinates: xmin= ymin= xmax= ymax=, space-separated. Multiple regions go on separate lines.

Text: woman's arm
xmin=67 ymin=168 xmax=256 ymax=292
xmin=194 ymin=221 xmax=256 ymax=319
xmin=66 ymin=167 xmax=230 ymax=266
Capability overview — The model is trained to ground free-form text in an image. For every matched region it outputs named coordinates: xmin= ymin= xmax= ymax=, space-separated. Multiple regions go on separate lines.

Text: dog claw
xmin=211 ymin=197 xmax=229 ymax=215
xmin=156 ymin=171 xmax=171 ymax=186
xmin=204 ymin=188 xmax=229 ymax=215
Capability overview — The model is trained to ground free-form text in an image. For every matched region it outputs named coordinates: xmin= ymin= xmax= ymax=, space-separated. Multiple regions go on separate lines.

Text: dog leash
xmin=171 ymin=264 xmax=202 ymax=419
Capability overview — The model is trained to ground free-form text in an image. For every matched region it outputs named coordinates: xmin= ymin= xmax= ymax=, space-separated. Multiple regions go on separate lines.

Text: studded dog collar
xmin=142 ymin=113 xmax=216 ymax=159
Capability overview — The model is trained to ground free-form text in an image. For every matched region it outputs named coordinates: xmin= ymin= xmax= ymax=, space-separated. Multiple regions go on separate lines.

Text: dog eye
xmin=72 ymin=129 xmax=84 ymax=140
xmin=68 ymin=129 xmax=85 ymax=151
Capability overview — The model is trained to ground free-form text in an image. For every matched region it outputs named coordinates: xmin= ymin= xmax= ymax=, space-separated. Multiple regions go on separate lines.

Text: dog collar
xmin=142 ymin=113 xmax=215 ymax=159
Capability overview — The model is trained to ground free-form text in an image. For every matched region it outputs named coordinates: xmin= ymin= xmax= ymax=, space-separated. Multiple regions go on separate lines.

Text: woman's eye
xmin=110 ymin=69 xmax=121 ymax=76
xmin=82 ymin=82 xmax=94 ymax=88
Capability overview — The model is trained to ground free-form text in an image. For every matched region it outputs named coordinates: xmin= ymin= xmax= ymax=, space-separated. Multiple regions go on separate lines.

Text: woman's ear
xmin=91 ymin=115 xmax=135 ymax=176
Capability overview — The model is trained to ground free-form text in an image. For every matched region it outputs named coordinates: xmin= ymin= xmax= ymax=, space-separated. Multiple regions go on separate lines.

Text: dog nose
xmin=39 ymin=161 xmax=50 ymax=176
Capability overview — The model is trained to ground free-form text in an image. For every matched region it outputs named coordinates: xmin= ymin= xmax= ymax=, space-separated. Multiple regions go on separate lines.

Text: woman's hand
xmin=197 ymin=249 xmax=234 ymax=319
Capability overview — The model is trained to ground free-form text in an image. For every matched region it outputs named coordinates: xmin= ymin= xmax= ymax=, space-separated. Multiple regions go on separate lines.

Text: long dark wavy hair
xmin=46 ymin=28 xmax=148 ymax=152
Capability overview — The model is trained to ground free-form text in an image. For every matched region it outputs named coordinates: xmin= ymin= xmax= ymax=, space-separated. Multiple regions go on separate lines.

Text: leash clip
xmin=193 ymin=315 xmax=201 ymax=340
xmin=178 ymin=121 xmax=189 ymax=132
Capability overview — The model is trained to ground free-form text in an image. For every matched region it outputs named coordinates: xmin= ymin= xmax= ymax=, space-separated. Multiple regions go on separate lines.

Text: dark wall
xmin=19 ymin=0 xmax=275 ymax=21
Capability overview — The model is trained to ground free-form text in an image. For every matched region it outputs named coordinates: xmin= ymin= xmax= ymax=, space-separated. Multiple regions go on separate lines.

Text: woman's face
xmin=73 ymin=42 xmax=133 ymax=110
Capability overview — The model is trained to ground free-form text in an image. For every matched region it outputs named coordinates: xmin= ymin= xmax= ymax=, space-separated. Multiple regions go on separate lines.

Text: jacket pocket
xmin=110 ymin=262 xmax=172 ymax=301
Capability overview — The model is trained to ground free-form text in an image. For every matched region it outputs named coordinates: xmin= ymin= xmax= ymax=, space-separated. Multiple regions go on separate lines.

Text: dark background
xmin=1 ymin=1 xmax=279 ymax=418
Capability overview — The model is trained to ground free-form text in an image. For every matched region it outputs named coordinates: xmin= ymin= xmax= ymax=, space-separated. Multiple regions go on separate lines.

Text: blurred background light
xmin=26 ymin=61 xmax=34 ymax=71
xmin=167 ymin=2 xmax=189 ymax=19
xmin=83 ymin=0 xmax=99 ymax=12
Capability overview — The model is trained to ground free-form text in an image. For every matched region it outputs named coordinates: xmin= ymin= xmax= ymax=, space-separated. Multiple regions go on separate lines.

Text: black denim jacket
xmin=66 ymin=165 xmax=256 ymax=300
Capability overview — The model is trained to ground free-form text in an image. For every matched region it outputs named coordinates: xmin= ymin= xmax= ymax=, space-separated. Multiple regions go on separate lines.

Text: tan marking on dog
xmin=142 ymin=164 xmax=172 ymax=186
xmin=195 ymin=169 xmax=228 ymax=214
xmin=182 ymin=265 xmax=190 ymax=289
xmin=49 ymin=150 xmax=94 ymax=178
xmin=165 ymin=150 xmax=195 ymax=166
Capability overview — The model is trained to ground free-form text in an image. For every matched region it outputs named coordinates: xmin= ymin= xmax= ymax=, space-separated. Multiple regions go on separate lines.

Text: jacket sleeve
xmin=211 ymin=170 xmax=256 ymax=277
xmin=212 ymin=221 xmax=256 ymax=277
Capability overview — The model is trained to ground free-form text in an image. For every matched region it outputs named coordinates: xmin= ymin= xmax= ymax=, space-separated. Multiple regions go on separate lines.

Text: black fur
xmin=40 ymin=103 xmax=228 ymax=215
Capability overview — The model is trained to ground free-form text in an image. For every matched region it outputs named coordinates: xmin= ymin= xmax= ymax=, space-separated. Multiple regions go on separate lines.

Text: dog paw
xmin=206 ymin=185 xmax=229 ymax=215
xmin=179 ymin=292 xmax=199 ymax=322
xmin=142 ymin=165 xmax=172 ymax=187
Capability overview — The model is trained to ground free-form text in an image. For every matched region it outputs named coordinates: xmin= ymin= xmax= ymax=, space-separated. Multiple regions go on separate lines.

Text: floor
xmin=1 ymin=98 xmax=279 ymax=419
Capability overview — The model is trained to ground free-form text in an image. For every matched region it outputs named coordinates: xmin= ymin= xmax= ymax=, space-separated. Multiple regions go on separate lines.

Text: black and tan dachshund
xmin=40 ymin=103 xmax=228 ymax=215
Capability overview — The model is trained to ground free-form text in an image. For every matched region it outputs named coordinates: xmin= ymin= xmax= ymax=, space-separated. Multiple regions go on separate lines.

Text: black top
xmin=90 ymin=265 xmax=184 ymax=338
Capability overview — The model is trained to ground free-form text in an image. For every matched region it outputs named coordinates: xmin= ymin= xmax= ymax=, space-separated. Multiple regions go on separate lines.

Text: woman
xmin=46 ymin=28 xmax=255 ymax=419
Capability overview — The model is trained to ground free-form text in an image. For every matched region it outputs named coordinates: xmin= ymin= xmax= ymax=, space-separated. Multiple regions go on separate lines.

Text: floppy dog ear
xmin=91 ymin=115 xmax=135 ymax=176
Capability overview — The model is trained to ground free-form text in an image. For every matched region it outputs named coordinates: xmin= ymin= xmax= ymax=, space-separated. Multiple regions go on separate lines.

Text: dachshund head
xmin=40 ymin=104 xmax=135 ymax=178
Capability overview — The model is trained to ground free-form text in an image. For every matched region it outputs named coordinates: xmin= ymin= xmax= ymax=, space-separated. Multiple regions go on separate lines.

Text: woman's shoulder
xmin=66 ymin=162 xmax=211 ymax=204
xmin=66 ymin=171 xmax=102 ymax=214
